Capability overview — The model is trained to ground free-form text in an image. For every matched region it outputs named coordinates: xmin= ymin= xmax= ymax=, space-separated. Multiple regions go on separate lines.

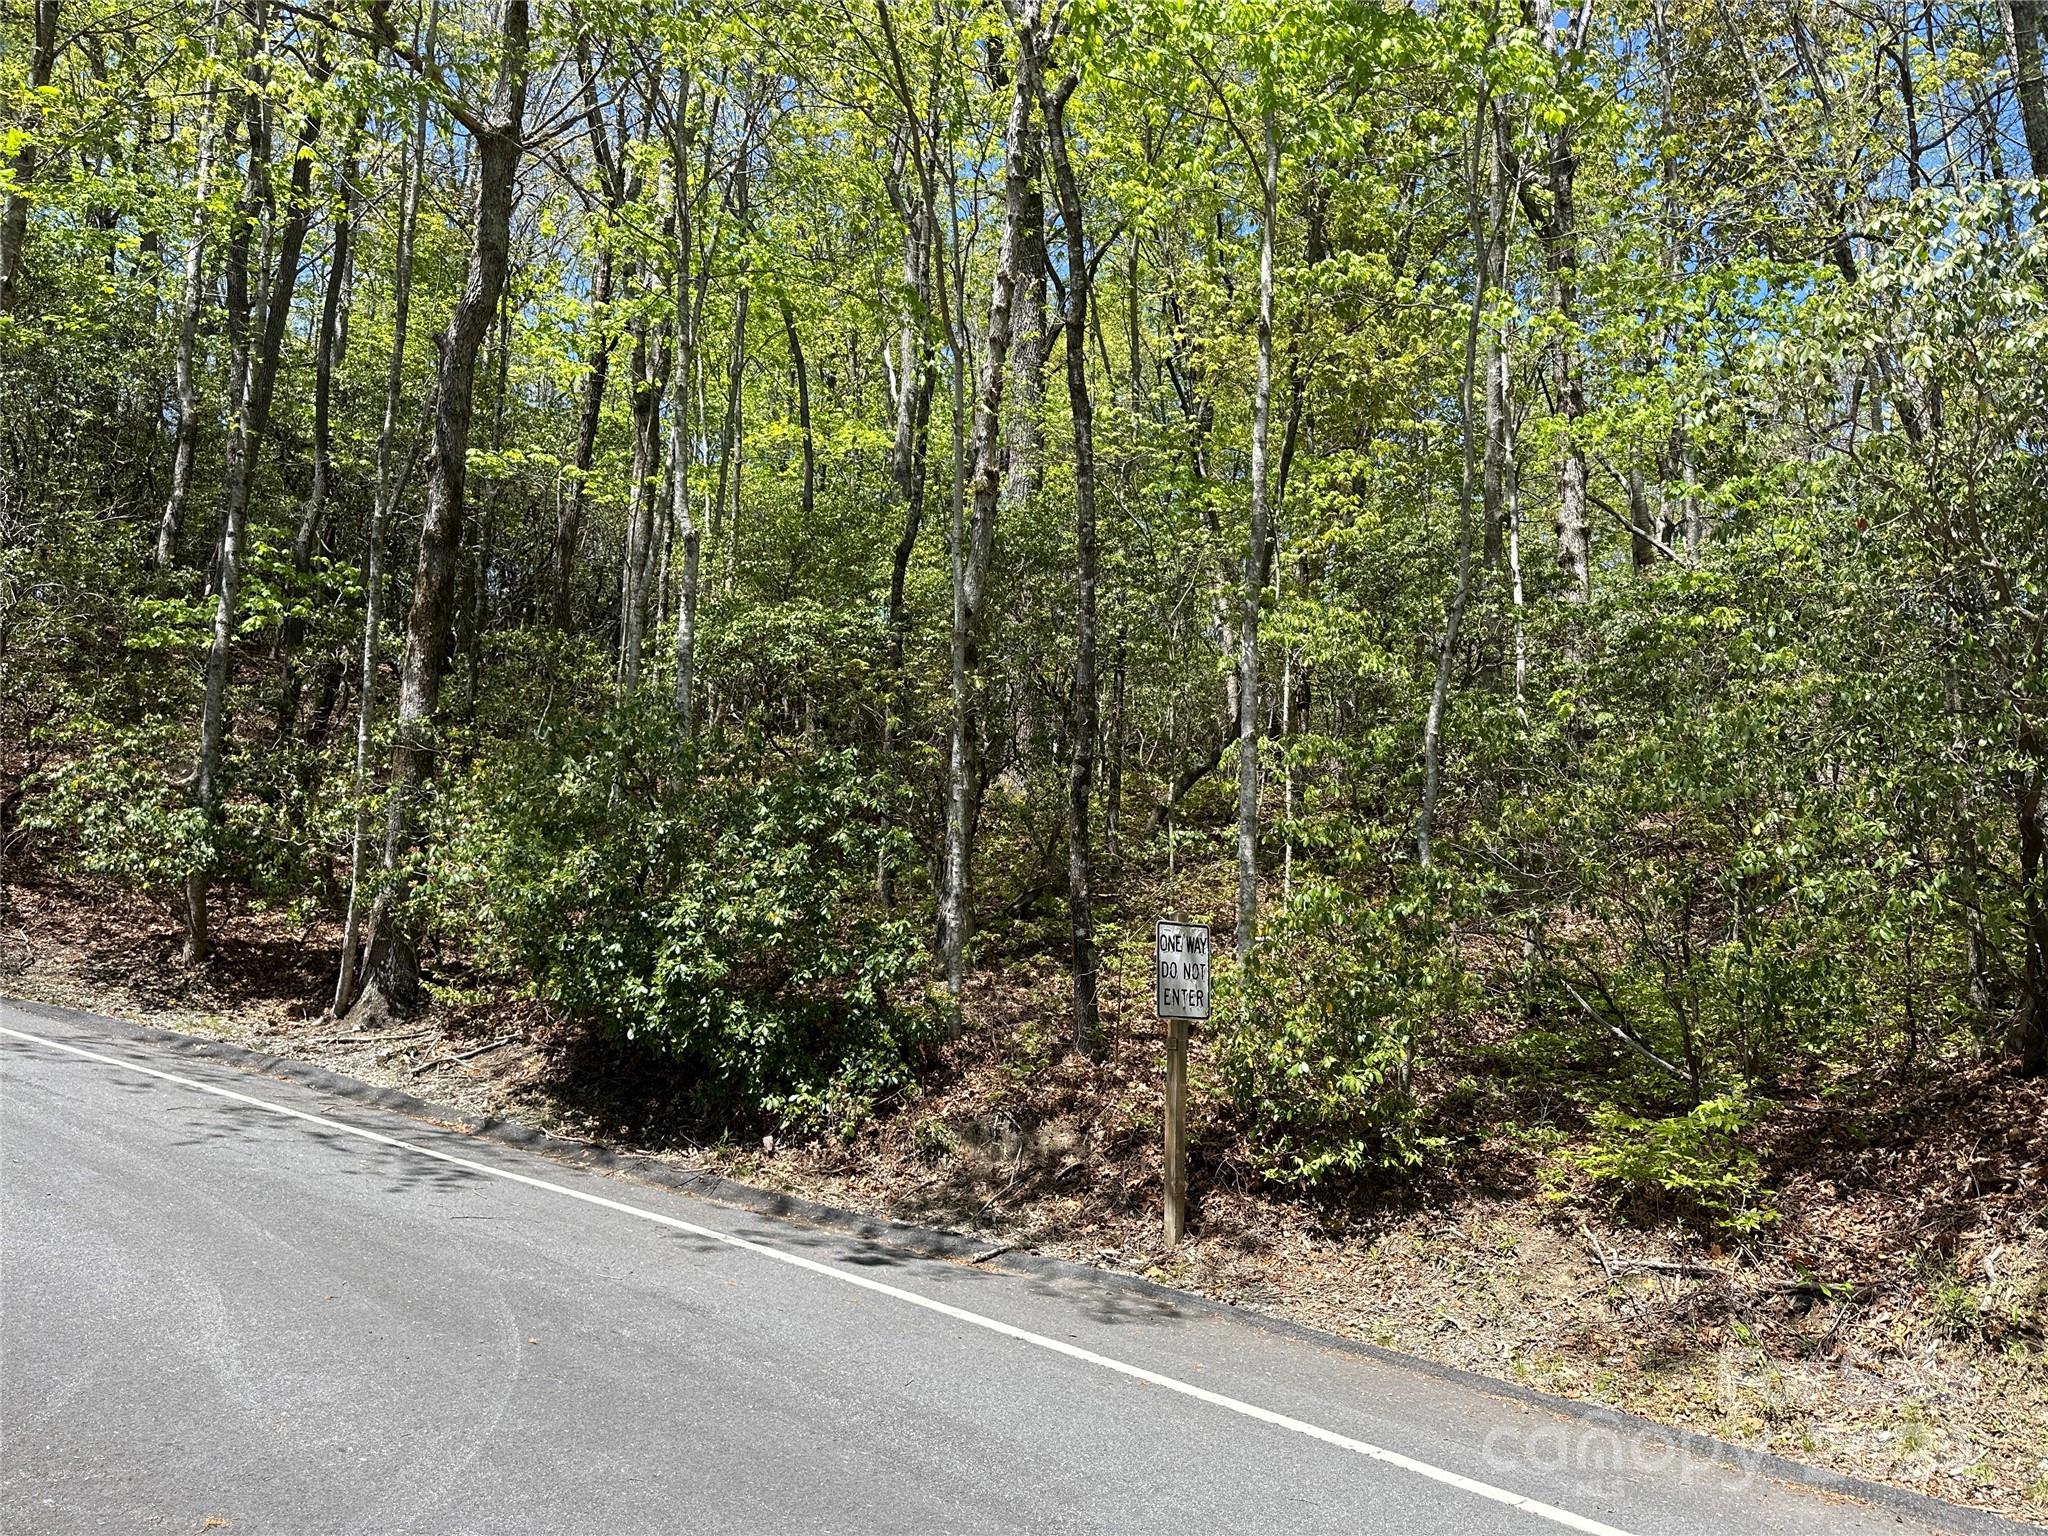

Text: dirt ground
xmin=4 ymin=860 xmax=2044 ymax=1527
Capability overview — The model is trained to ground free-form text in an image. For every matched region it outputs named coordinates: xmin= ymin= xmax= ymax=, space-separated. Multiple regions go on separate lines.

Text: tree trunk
xmin=276 ymin=130 xmax=361 ymax=738
xmin=186 ymin=11 xmax=327 ymax=962
xmin=553 ymin=243 xmax=613 ymax=629
xmin=461 ymin=295 xmax=512 ymax=723
xmin=335 ymin=1 xmax=435 ymax=1014
xmin=182 ymin=81 xmax=259 ymax=960
xmin=2001 ymin=0 xmax=2048 ymax=177
xmin=1163 ymin=292 xmax=1243 ymax=735
xmin=878 ymin=142 xmax=935 ymax=907
xmin=1235 ymin=99 xmax=1278 ymax=956
xmin=1043 ymin=70 xmax=1100 ymax=1056
xmin=0 ymin=0 xmax=58 ymax=311
xmin=781 ymin=296 xmax=815 ymax=520
xmin=156 ymin=13 xmax=228 ymax=570
xmin=1480 ymin=287 xmax=1507 ymax=570
xmin=1419 ymin=86 xmax=1496 ymax=869
xmin=618 ymin=306 xmax=669 ymax=694
xmin=1626 ymin=465 xmax=1657 ymax=571
xmin=941 ymin=0 xmax=1043 ymax=998
xmin=550 ymin=42 xmax=630 ymax=630
xmin=1515 ymin=7 xmax=1593 ymax=601
xmin=1105 ymin=626 xmax=1126 ymax=866
xmin=712 ymin=269 xmax=749 ymax=585
xmin=2019 ymin=766 xmax=2048 ymax=1075
xmin=1004 ymin=151 xmax=1047 ymax=515
xmin=296 ymin=142 xmax=358 ymax=577
xmin=712 ymin=112 xmax=755 ymax=591
xmin=361 ymin=0 xmax=528 ymax=1013
xmin=670 ymin=78 xmax=703 ymax=731
xmin=1504 ymin=341 xmax=1529 ymax=705
xmin=1148 ymin=732 xmax=1228 ymax=840
xmin=1549 ymin=153 xmax=1589 ymax=601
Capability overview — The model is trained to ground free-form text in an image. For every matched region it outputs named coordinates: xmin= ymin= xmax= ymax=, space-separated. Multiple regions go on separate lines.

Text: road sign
xmin=1155 ymin=919 xmax=1209 ymax=1248
xmin=1155 ymin=921 xmax=1211 ymax=1020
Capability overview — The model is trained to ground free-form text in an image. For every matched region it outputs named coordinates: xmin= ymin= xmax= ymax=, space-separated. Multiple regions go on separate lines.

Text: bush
xmin=425 ymin=706 xmax=929 ymax=1136
xmin=1220 ymin=875 xmax=1457 ymax=1186
xmin=1490 ymin=540 xmax=1986 ymax=1093
xmin=27 ymin=704 xmax=337 ymax=922
xmin=27 ymin=716 xmax=210 ymax=903
xmin=1554 ymin=1088 xmax=1778 ymax=1234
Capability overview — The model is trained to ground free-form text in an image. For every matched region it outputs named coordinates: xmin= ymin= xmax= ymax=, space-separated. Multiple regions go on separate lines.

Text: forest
xmin=3 ymin=0 xmax=2047 ymax=1226
xmin=9 ymin=0 xmax=2048 ymax=1508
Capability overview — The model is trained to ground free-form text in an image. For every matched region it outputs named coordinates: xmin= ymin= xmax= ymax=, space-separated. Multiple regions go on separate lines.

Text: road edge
xmin=3 ymin=991 xmax=2035 ymax=1536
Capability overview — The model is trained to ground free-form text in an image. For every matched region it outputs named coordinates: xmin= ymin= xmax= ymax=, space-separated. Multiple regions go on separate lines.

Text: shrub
xmin=1554 ymin=1088 xmax=1778 ymax=1234
xmin=1220 ymin=876 xmax=1457 ymax=1186
xmin=426 ymin=707 xmax=928 ymax=1136
xmin=27 ymin=717 xmax=210 ymax=904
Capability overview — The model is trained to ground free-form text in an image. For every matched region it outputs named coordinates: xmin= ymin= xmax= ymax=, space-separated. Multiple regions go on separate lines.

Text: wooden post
xmin=1164 ymin=1016 xmax=1188 ymax=1246
xmin=1157 ymin=916 xmax=1207 ymax=1250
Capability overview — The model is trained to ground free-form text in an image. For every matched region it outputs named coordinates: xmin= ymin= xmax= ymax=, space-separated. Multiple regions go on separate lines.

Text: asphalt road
xmin=0 ymin=999 xmax=2018 ymax=1536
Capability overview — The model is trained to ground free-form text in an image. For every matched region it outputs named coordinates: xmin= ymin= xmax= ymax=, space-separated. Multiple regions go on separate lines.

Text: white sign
xmin=1155 ymin=921 xmax=1212 ymax=1020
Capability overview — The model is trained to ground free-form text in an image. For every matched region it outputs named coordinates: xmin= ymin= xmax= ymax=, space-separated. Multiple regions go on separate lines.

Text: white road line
xmin=1 ymin=1018 xmax=1637 ymax=1536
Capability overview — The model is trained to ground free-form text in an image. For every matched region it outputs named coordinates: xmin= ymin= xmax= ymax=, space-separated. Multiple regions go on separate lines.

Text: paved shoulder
xmin=0 ymin=1000 xmax=2019 ymax=1536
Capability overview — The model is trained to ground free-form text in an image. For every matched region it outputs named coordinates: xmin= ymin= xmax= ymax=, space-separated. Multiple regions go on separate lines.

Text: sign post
xmin=1156 ymin=920 xmax=1211 ymax=1247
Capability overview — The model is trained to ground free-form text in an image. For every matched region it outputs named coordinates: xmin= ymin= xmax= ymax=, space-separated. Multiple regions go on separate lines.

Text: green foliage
xmin=5 ymin=0 xmax=2043 ymax=1206
xmin=1471 ymin=527 xmax=1990 ymax=1095
xmin=27 ymin=719 xmax=209 ymax=899
xmin=1553 ymin=1090 xmax=1778 ymax=1235
xmin=425 ymin=708 xmax=928 ymax=1136
xmin=1221 ymin=876 xmax=1457 ymax=1185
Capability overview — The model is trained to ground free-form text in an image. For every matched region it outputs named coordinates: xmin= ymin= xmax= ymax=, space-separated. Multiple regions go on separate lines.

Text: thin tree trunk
xmin=186 ymin=9 xmax=328 ymax=962
xmin=296 ymin=139 xmax=359 ymax=576
xmin=1679 ymin=428 xmax=1702 ymax=550
xmin=670 ymin=76 xmax=703 ymax=731
xmin=884 ymin=130 xmax=933 ymax=505
xmin=462 ymin=293 xmax=512 ymax=722
xmin=553 ymin=244 xmax=613 ymax=628
xmin=878 ymin=137 xmax=935 ymax=906
xmin=157 ymin=8 xmax=228 ymax=570
xmin=1105 ymin=626 xmax=1126 ymax=866
xmin=2019 ymin=763 xmax=2048 ymax=1075
xmin=1235 ymin=98 xmax=1278 ymax=955
xmin=1280 ymin=643 xmax=1292 ymax=899
xmin=618 ymin=306 xmax=668 ymax=693
xmin=1550 ymin=188 xmax=1589 ymax=601
xmin=1043 ymin=69 xmax=1100 ymax=1055
xmin=1419 ymin=88 xmax=1496 ymax=869
xmin=276 ymin=128 xmax=362 ymax=738
xmin=941 ymin=0 xmax=1043 ymax=998
xmin=780 ymin=296 xmax=815 ymax=520
xmin=1505 ymin=366 xmax=1529 ymax=706
xmin=1480 ymin=279 xmax=1506 ymax=570
xmin=613 ymin=117 xmax=665 ymax=699
xmin=1513 ymin=3 xmax=1594 ymax=600
xmin=712 ymin=270 xmax=748 ymax=584
xmin=2001 ymin=0 xmax=2048 ymax=177
xmin=550 ymin=40 xmax=629 ymax=630
xmin=335 ymin=0 xmax=436 ymax=1015
xmin=182 ymin=63 xmax=262 ymax=961
xmin=361 ymin=0 xmax=529 ymax=1013
xmin=712 ymin=105 xmax=754 ymax=584
xmin=0 ymin=0 xmax=58 ymax=311
xmin=1163 ymin=291 xmax=1242 ymax=735
xmin=1148 ymin=732 xmax=1228 ymax=839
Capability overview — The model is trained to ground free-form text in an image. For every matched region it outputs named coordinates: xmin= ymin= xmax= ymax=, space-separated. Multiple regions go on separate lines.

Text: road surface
xmin=0 ymin=998 xmax=2015 ymax=1535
